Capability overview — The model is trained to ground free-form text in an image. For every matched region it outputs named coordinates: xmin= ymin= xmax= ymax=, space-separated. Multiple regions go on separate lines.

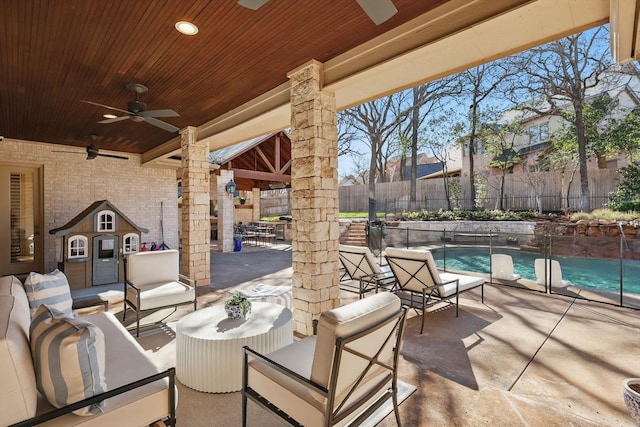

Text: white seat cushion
xmin=0 ymin=294 xmax=38 ymax=425
xmin=126 ymin=250 xmax=179 ymax=286
xmin=339 ymin=245 xmax=385 ymax=279
xmin=438 ymin=273 xmax=485 ymax=297
xmin=128 ymin=281 xmax=195 ymax=311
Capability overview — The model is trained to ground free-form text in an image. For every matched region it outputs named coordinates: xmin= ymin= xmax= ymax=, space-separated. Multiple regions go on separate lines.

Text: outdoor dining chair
xmin=384 ymin=247 xmax=485 ymax=334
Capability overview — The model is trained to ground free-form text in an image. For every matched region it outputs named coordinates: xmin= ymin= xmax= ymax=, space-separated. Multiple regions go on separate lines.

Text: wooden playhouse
xmin=49 ymin=200 xmax=148 ymax=290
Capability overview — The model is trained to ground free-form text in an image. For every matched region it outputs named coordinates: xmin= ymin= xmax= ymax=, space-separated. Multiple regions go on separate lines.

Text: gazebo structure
xmin=207 ymin=130 xmax=291 ymax=252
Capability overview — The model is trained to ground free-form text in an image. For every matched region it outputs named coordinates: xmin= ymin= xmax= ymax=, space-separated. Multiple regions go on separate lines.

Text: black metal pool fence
xmin=365 ymin=223 xmax=640 ymax=311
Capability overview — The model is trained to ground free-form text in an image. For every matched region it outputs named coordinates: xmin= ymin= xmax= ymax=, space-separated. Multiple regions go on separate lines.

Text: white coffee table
xmin=175 ymin=302 xmax=293 ymax=393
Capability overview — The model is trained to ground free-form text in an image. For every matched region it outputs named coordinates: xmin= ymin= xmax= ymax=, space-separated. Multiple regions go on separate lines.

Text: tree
xmin=510 ymin=27 xmax=612 ymax=212
xmin=604 ymin=105 xmax=640 ymax=162
xmin=339 ymin=94 xmax=407 ymax=221
xmin=341 ymin=155 xmax=369 ymax=185
xmin=608 ymin=161 xmax=640 ymax=212
xmin=422 ymin=109 xmax=466 ymax=210
xmin=459 ymin=62 xmax=516 ymax=210
xmin=481 ymin=120 xmax=523 ymax=210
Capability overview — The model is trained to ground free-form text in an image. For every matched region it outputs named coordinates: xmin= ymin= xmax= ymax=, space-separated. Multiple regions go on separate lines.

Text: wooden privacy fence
xmin=338 ymin=168 xmax=620 ymax=213
xmin=260 ymin=169 xmax=620 ymax=214
xmin=260 ymin=189 xmax=291 ymax=217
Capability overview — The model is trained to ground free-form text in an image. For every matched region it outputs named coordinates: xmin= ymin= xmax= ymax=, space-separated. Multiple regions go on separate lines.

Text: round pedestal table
xmin=176 ymin=302 xmax=293 ymax=393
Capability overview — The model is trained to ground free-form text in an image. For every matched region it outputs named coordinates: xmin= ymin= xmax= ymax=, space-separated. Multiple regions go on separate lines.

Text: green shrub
xmin=410 ymin=209 xmax=538 ymax=221
xmin=570 ymin=209 xmax=640 ymax=222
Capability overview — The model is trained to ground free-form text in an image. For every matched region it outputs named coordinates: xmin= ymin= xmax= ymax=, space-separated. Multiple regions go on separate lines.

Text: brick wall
xmin=1 ymin=138 xmax=179 ymax=272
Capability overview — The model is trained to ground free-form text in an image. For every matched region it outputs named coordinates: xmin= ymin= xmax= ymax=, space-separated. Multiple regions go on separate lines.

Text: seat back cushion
xmin=311 ymin=293 xmax=402 ymax=416
xmin=0 ymin=294 xmax=38 ymax=426
xmin=30 ymin=305 xmax=107 ymax=416
xmin=127 ymin=249 xmax=179 ymax=286
xmin=24 ymin=269 xmax=73 ymax=319
xmin=339 ymin=245 xmax=382 ymax=279
xmin=311 ymin=292 xmax=400 ymax=388
xmin=385 ymin=247 xmax=441 ymax=292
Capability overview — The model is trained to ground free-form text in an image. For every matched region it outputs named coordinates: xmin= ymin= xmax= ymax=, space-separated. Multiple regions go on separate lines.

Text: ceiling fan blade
xmin=141 ymin=109 xmax=180 ymax=118
xmin=52 ymin=150 xmax=84 ymax=154
xmin=143 ymin=116 xmax=179 ymax=132
xmin=238 ymin=0 xmax=268 ymax=10
xmin=97 ymin=153 xmax=129 ymax=160
xmin=356 ymin=0 xmax=397 ymax=25
xmin=81 ymin=100 xmax=130 ymax=115
xmin=98 ymin=116 xmax=130 ymax=124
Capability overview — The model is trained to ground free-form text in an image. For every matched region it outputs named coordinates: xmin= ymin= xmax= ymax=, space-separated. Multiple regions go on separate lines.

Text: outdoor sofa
xmin=0 ymin=274 xmax=176 ymax=427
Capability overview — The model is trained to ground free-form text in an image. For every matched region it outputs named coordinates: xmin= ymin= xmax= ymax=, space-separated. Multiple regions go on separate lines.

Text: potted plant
xmin=224 ymin=293 xmax=252 ymax=320
xmin=237 ymin=195 xmax=248 ymax=205
xmin=506 ymin=236 xmax=518 ymax=246
xmin=623 ymin=378 xmax=640 ymax=424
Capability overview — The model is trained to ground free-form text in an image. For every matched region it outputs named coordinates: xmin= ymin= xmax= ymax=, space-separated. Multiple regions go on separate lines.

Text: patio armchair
xmin=384 ymin=247 xmax=485 ymax=334
xmin=338 ymin=244 xmax=395 ymax=298
xmin=242 ymin=292 xmax=407 ymax=427
xmin=124 ymin=249 xmax=197 ymax=336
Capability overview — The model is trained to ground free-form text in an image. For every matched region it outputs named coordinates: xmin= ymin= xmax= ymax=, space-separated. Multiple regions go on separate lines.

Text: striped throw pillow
xmin=24 ymin=270 xmax=73 ymax=319
xmin=29 ymin=305 xmax=107 ymax=416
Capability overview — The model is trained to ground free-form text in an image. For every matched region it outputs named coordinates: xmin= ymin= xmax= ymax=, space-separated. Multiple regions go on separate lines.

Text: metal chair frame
xmin=385 ymin=253 xmax=484 ymax=334
xmin=242 ymin=307 xmax=407 ymax=427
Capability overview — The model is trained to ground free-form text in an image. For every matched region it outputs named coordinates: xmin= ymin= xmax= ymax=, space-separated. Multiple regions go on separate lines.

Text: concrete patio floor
xmin=97 ymin=243 xmax=640 ymax=426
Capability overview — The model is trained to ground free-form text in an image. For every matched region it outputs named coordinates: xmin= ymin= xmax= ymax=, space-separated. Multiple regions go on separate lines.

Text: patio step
xmin=340 ymin=223 xmax=367 ymax=247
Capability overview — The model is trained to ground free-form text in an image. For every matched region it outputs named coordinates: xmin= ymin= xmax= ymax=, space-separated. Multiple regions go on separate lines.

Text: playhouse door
xmin=0 ymin=164 xmax=43 ymax=277
xmin=92 ymin=235 xmax=119 ymax=285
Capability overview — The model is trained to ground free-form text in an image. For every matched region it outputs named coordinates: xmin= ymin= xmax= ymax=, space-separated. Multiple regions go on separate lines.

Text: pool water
xmin=429 ymin=247 xmax=640 ymax=295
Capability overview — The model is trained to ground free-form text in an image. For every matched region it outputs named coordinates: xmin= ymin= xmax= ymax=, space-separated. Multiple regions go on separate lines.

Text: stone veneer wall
xmin=1 ymin=138 xmax=179 ymax=274
xmin=180 ymin=127 xmax=210 ymax=286
xmin=289 ymin=60 xmax=340 ymax=336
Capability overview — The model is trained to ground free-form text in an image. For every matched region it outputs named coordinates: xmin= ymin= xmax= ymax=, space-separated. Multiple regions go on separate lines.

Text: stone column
xmin=217 ymin=169 xmax=235 ymax=253
xmin=288 ymin=60 xmax=340 ymax=336
xmin=252 ymin=187 xmax=260 ymax=222
xmin=180 ymin=126 xmax=210 ymax=286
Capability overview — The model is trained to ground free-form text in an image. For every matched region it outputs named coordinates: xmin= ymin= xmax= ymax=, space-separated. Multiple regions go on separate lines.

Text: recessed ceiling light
xmin=103 ymin=114 xmax=117 ymax=119
xmin=175 ymin=21 xmax=198 ymax=36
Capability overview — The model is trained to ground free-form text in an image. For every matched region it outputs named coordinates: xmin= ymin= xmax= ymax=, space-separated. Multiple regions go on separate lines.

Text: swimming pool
xmin=429 ymin=246 xmax=640 ymax=295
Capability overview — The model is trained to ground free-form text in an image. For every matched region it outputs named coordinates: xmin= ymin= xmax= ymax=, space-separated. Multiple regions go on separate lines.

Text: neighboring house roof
xmin=405 ymin=163 xmax=444 ymax=180
xmin=49 ymin=200 xmax=149 ymax=236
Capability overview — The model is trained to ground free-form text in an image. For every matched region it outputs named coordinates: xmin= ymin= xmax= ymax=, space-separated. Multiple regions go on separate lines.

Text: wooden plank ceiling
xmin=0 ymin=0 xmax=451 ymax=155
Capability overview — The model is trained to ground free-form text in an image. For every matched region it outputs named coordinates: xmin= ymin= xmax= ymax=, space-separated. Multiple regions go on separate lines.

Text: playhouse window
xmin=123 ymin=233 xmax=139 ymax=254
xmin=68 ymin=236 xmax=88 ymax=259
xmin=96 ymin=210 xmax=115 ymax=231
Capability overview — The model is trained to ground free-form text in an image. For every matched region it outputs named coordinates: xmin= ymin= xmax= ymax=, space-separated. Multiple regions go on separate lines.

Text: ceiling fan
xmin=238 ymin=0 xmax=397 ymax=25
xmin=53 ymin=135 xmax=129 ymax=160
xmin=82 ymin=83 xmax=180 ymax=132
